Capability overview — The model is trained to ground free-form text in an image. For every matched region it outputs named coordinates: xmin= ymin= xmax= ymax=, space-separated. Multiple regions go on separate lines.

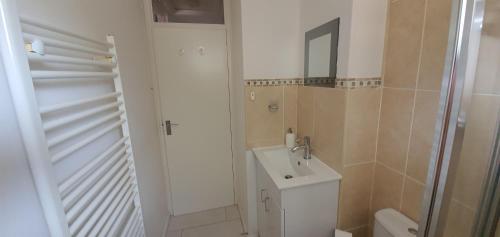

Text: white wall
xmin=240 ymin=0 xmax=387 ymax=79
xmin=241 ymin=0 xmax=302 ymax=79
xmin=300 ymin=0 xmax=353 ymax=78
xmin=348 ymin=0 xmax=388 ymax=77
xmin=0 ymin=58 xmax=51 ymax=236
xmin=5 ymin=0 xmax=170 ymax=236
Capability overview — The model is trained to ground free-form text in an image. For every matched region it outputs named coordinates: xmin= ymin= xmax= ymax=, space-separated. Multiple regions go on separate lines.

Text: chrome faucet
xmin=290 ymin=136 xmax=312 ymax=160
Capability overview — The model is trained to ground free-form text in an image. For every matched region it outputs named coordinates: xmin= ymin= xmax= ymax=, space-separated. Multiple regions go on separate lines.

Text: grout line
xmin=400 ymin=89 xmax=418 ymax=210
xmin=370 ymin=82 xmax=385 ymax=217
xmin=345 ymin=224 xmax=368 ymax=232
xmin=382 ymin=86 xmax=442 ymax=93
xmin=405 ymin=175 xmax=426 ymax=186
xmin=450 ymin=198 xmax=477 ymax=212
xmin=344 ymin=160 xmax=376 ymax=168
xmin=398 ymin=0 xmax=431 ymax=211
xmin=282 ymin=85 xmax=286 ymax=143
xmin=376 ymin=159 xmax=406 ymax=177
xmin=472 ymin=92 xmax=500 ymax=97
xmin=382 ymin=86 xmax=416 ymax=91
xmin=375 ymin=159 xmax=426 ymax=186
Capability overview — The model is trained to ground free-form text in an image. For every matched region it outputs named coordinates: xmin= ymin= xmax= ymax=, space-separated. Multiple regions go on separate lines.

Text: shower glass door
xmin=418 ymin=0 xmax=500 ymax=236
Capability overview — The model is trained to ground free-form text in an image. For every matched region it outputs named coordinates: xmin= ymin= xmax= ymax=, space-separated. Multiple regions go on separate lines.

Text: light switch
xmin=250 ymin=91 xmax=256 ymax=101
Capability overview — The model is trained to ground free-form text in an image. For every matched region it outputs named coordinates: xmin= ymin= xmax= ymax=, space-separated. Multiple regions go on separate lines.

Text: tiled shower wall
xmin=370 ymin=0 xmax=453 ymax=231
xmin=373 ymin=0 xmax=500 ymax=235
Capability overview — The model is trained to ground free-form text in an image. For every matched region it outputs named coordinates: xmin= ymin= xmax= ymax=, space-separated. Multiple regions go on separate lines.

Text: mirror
xmin=304 ymin=18 xmax=339 ymax=87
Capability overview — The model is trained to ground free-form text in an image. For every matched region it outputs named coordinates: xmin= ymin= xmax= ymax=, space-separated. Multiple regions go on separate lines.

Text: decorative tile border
xmin=245 ymin=78 xmax=303 ymax=87
xmin=335 ymin=77 xmax=382 ymax=89
xmin=245 ymin=77 xmax=382 ymax=89
xmin=303 ymin=77 xmax=336 ymax=87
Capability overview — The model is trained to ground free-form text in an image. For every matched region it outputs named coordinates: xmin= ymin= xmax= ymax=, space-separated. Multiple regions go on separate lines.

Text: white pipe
xmin=39 ymin=92 xmax=120 ymax=114
xmin=90 ymin=186 xmax=134 ymax=236
xmin=119 ymin=208 xmax=139 ymax=237
xmin=27 ymin=53 xmax=116 ymax=67
xmin=63 ymin=152 xmax=129 ymax=213
xmin=51 ymin=120 xmax=125 ymax=163
xmin=47 ymin=111 xmax=124 ymax=148
xmin=127 ymin=215 xmax=141 ymax=237
xmin=76 ymin=177 xmax=131 ymax=237
xmin=34 ymin=77 xmax=115 ymax=84
xmin=32 ymin=71 xmax=117 ymax=80
xmin=20 ymin=16 xmax=112 ymax=48
xmin=0 ymin=1 xmax=71 ymax=236
xmin=23 ymin=33 xmax=113 ymax=56
xmin=60 ymin=145 xmax=127 ymax=200
xmin=132 ymin=223 xmax=144 ymax=237
xmin=68 ymin=163 xmax=128 ymax=234
xmin=58 ymin=137 xmax=127 ymax=195
xmin=44 ymin=102 xmax=122 ymax=131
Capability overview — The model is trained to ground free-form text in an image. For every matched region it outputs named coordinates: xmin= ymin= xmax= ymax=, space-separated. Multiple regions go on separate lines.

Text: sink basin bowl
xmin=253 ymin=146 xmax=342 ymax=190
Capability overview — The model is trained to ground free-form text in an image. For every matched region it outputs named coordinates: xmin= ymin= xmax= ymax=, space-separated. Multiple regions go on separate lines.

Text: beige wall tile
xmin=451 ymin=95 xmax=500 ymax=208
xmin=407 ymin=91 xmax=440 ymax=182
xmin=417 ymin=0 xmax=453 ymax=90
xmin=474 ymin=34 xmax=500 ymax=95
xmin=284 ymin=85 xmax=298 ymax=134
xmin=297 ymin=86 xmax=315 ymax=139
xmin=473 ymin=0 xmax=500 ymax=94
xmin=376 ymin=88 xmax=415 ymax=172
xmin=344 ymin=89 xmax=382 ymax=165
xmin=442 ymin=200 xmax=475 ymax=237
xmin=372 ymin=163 xmax=404 ymax=214
xmin=244 ymin=86 xmax=284 ymax=148
xmin=383 ymin=0 xmax=426 ymax=88
xmin=348 ymin=225 xmax=369 ymax=237
xmin=339 ymin=163 xmax=375 ymax=229
xmin=312 ymin=87 xmax=346 ymax=172
xmin=401 ymin=178 xmax=425 ymax=222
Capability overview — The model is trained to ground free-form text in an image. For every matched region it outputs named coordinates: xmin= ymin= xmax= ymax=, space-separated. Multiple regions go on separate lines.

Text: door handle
xmin=165 ymin=120 xmax=179 ymax=136
xmin=260 ymin=189 xmax=267 ymax=202
xmin=264 ymin=197 xmax=270 ymax=212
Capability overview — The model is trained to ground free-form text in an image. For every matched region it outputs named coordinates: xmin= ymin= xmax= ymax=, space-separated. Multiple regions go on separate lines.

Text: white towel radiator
xmin=0 ymin=1 xmax=146 ymax=236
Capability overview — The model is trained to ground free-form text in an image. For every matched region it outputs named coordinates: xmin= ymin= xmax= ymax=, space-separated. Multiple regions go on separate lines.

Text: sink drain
xmin=284 ymin=175 xmax=294 ymax=179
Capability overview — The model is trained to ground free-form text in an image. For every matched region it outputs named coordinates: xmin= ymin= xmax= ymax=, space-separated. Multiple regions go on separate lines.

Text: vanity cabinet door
xmin=258 ymin=189 xmax=283 ymax=237
xmin=265 ymin=195 xmax=283 ymax=237
xmin=257 ymin=163 xmax=284 ymax=237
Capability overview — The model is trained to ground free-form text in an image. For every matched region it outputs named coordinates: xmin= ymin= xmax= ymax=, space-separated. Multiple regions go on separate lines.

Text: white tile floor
xmin=166 ymin=205 xmax=244 ymax=237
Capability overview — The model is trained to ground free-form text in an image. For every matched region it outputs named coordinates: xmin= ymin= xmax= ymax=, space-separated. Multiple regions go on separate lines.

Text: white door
xmin=153 ymin=27 xmax=234 ymax=215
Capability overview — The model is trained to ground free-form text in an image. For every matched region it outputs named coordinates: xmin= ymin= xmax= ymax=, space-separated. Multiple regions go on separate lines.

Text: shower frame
xmin=417 ymin=0 xmax=499 ymax=235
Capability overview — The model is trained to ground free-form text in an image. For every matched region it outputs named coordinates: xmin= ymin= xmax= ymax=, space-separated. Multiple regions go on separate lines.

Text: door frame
xmin=140 ymin=0 xmax=238 ymax=218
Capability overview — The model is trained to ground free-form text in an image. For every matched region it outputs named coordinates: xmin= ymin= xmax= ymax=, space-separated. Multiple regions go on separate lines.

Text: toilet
xmin=373 ymin=208 xmax=418 ymax=237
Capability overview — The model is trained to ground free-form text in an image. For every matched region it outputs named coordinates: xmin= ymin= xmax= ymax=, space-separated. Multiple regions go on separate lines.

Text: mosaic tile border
xmin=303 ymin=77 xmax=336 ymax=87
xmin=245 ymin=77 xmax=382 ymax=89
xmin=244 ymin=78 xmax=303 ymax=87
xmin=335 ymin=77 xmax=382 ymax=89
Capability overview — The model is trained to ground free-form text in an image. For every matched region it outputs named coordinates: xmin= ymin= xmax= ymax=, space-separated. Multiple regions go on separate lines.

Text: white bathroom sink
xmin=253 ymin=146 xmax=342 ymax=190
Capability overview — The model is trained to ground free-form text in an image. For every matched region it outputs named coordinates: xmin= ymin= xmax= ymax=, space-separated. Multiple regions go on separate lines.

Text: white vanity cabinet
xmin=253 ymin=146 xmax=342 ymax=237
xmin=257 ymin=161 xmax=284 ymax=237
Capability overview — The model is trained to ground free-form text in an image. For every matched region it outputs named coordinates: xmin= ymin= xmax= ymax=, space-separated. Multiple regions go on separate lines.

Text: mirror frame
xmin=304 ymin=18 xmax=340 ymax=86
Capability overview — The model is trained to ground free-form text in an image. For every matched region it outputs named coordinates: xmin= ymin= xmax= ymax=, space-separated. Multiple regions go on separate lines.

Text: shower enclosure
xmin=418 ymin=0 xmax=500 ymax=235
